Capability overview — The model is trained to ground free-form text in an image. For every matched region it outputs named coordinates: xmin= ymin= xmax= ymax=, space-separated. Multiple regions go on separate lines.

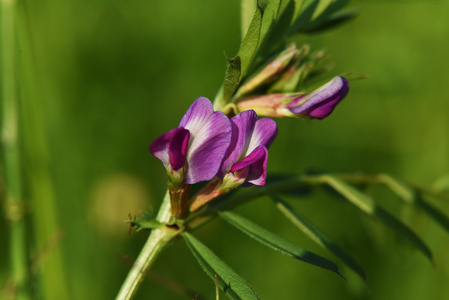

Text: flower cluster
xmin=150 ymin=97 xmax=277 ymax=217
xmin=150 ymin=73 xmax=348 ymax=217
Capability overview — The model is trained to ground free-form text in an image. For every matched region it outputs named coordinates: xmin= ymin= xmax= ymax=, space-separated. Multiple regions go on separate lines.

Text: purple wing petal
xmin=289 ymin=76 xmax=349 ymax=119
xmin=246 ymin=118 xmax=278 ymax=154
xmin=184 ymin=111 xmax=232 ymax=184
xmin=219 ymin=110 xmax=258 ymax=176
xmin=179 ymin=97 xmax=214 ymax=138
xmin=230 ymin=146 xmax=268 ymax=186
xmin=168 ymin=128 xmax=190 ymax=170
xmin=150 ymin=127 xmax=190 ymax=170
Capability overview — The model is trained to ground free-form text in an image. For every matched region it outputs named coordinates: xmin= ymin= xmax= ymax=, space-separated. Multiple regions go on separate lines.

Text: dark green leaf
xmin=268 ymin=191 xmax=367 ymax=281
xmin=222 ymin=56 xmax=242 ymax=103
xmin=416 ymin=200 xmax=449 ymax=236
xmin=183 ymin=232 xmax=259 ymax=300
xmin=322 ymin=175 xmax=433 ymax=263
xmin=219 ymin=211 xmax=344 ymax=278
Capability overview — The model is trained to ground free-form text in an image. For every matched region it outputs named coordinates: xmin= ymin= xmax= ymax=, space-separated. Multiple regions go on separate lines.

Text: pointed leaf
xmin=302 ymin=8 xmax=358 ymax=33
xmin=222 ymin=56 xmax=242 ymax=103
xmin=322 ymin=175 xmax=433 ymax=263
xmin=268 ymin=190 xmax=366 ymax=281
xmin=238 ymin=4 xmax=264 ymax=80
xmin=289 ymin=0 xmax=352 ymax=35
xmin=183 ymin=232 xmax=259 ymax=300
xmin=312 ymin=0 xmax=334 ymax=19
xmin=219 ymin=211 xmax=344 ymax=278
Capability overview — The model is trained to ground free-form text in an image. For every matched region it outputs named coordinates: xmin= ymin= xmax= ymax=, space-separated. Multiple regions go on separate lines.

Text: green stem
xmin=1 ymin=0 xmax=30 ymax=298
xmin=116 ymin=191 xmax=179 ymax=300
xmin=14 ymin=1 xmax=70 ymax=298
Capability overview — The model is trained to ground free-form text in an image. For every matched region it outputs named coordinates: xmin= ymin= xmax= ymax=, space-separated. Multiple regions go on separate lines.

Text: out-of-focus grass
xmin=1 ymin=0 xmax=449 ymax=299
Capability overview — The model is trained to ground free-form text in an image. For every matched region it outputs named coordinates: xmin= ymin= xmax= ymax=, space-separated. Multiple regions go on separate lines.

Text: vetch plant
xmin=114 ymin=0 xmax=449 ymax=299
xmin=2 ymin=1 xmax=448 ymax=300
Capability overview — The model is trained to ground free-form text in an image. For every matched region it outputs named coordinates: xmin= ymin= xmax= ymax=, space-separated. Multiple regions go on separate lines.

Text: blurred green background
xmin=2 ymin=0 xmax=449 ymax=299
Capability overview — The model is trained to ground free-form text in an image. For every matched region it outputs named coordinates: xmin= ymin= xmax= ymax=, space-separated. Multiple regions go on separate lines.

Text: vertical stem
xmin=1 ymin=0 xmax=30 ymax=298
xmin=14 ymin=0 xmax=70 ymax=298
xmin=116 ymin=191 xmax=178 ymax=300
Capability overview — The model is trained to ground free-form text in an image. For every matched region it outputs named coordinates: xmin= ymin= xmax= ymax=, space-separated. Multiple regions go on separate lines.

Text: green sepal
xmin=183 ymin=232 xmax=259 ymax=300
xmin=219 ymin=211 xmax=344 ymax=278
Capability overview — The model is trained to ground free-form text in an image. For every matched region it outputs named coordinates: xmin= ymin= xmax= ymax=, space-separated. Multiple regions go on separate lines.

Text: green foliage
xmin=219 ymin=211 xmax=344 ymax=277
xmin=268 ymin=190 xmax=367 ymax=281
xmin=183 ymin=232 xmax=259 ymax=300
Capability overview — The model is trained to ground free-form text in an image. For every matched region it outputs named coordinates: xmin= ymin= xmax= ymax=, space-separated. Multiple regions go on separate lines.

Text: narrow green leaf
xmin=183 ymin=232 xmax=259 ymax=300
xmin=312 ymin=0 xmax=334 ymax=19
xmin=289 ymin=0 xmax=351 ymax=35
xmin=322 ymin=175 xmax=433 ymax=263
xmin=416 ymin=200 xmax=449 ymax=236
xmin=380 ymin=174 xmax=449 ymax=237
xmin=238 ymin=4 xmax=264 ymax=80
xmin=258 ymin=0 xmax=282 ymax=48
xmin=219 ymin=211 xmax=344 ymax=278
xmin=268 ymin=191 xmax=367 ymax=281
xmin=302 ymin=8 xmax=358 ymax=33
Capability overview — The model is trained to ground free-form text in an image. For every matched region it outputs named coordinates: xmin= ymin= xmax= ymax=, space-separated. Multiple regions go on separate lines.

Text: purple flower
xmin=219 ymin=110 xmax=278 ymax=186
xmin=150 ymin=97 xmax=231 ymax=185
xmin=190 ymin=110 xmax=278 ymax=212
xmin=236 ymin=76 xmax=349 ymax=119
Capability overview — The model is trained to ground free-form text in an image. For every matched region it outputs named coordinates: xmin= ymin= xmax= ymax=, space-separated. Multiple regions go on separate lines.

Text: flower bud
xmin=236 ymin=76 xmax=349 ymax=119
xmin=287 ymin=75 xmax=349 ymax=119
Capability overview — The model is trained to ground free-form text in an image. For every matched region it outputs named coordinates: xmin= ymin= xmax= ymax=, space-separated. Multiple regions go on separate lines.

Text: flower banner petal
xmin=247 ymin=118 xmax=278 ymax=154
xmin=185 ymin=111 xmax=232 ymax=184
xmin=179 ymin=97 xmax=215 ymax=138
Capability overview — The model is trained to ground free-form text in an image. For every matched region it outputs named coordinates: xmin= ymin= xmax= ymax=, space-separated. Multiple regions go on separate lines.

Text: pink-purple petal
xmin=246 ymin=118 xmax=278 ymax=154
xmin=179 ymin=97 xmax=214 ymax=137
xmin=288 ymin=76 xmax=349 ymax=119
xmin=219 ymin=110 xmax=258 ymax=176
xmin=230 ymin=146 xmax=268 ymax=186
xmin=168 ymin=128 xmax=190 ymax=170
xmin=150 ymin=127 xmax=190 ymax=170
xmin=184 ymin=111 xmax=231 ymax=184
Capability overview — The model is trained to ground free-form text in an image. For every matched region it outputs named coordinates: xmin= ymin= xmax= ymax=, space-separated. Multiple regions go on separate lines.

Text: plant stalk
xmin=116 ymin=191 xmax=178 ymax=300
xmin=1 ymin=0 xmax=30 ymax=298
